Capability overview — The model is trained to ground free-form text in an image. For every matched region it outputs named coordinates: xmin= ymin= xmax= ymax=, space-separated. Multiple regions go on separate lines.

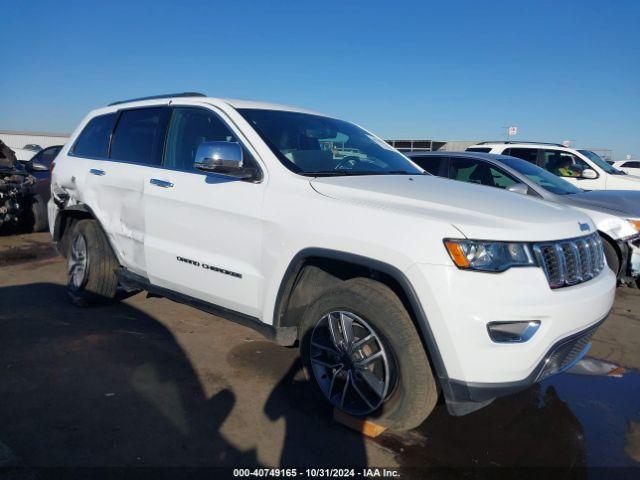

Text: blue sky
xmin=1 ymin=0 xmax=638 ymax=158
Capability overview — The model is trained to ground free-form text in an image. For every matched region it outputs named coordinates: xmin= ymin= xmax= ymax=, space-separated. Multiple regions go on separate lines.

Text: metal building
xmin=385 ymin=139 xmax=478 ymax=152
xmin=0 ymin=130 xmax=70 ymax=150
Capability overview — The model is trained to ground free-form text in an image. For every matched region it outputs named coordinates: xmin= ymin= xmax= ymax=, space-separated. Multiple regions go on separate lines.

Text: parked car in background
xmin=48 ymin=93 xmax=616 ymax=431
xmin=466 ymin=142 xmax=640 ymax=191
xmin=12 ymin=147 xmax=39 ymax=163
xmin=23 ymin=145 xmax=62 ymax=230
xmin=612 ymin=159 xmax=640 ymax=176
xmin=407 ymin=151 xmax=640 ymax=288
xmin=0 ymin=140 xmax=41 ymax=232
xmin=23 ymin=144 xmax=43 ymax=152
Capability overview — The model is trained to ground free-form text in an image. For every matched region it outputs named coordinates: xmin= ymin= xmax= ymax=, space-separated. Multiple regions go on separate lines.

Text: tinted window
xmin=238 ymin=109 xmax=421 ymax=176
xmin=110 ymin=108 xmax=169 ymax=165
xmin=622 ymin=161 xmax=640 ymax=168
xmin=465 ymin=147 xmax=492 ymax=153
xmin=72 ymin=113 xmax=117 ymax=158
xmin=449 ymin=157 xmax=518 ymax=189
xmin=541 ymin=149 xmax=591 ymax=178
xmin=163 ymin=107 xmax=240 ymax=171
xmin=35 ymin=146 xmax=62 ymax=167
xmin=503 ymin=148 xmax=538 ymax=164
xmin=409 ymin=156 xmax=446 ymax=176
xmin=500 ymin=156 xmax=583 ymax=195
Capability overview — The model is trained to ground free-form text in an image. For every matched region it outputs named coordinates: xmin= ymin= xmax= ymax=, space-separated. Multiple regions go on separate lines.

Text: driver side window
xmin=542 ymin=150 xmax=589 ymax=178
xmin=163 ymin=107 xmax=240 ymax=171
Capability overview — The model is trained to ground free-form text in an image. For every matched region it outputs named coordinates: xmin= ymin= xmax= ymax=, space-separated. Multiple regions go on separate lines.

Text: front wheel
xmin=299 ymin=277 xmax=438 ymax=431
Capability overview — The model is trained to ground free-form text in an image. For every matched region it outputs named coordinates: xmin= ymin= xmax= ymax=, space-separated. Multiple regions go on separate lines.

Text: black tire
xmin=602 ymin=237 xmax=620 ymax=278
xmin=299 ymin=277 xmax=438 ymax=431
xmin=30 ymin=195 xmax=48 ymax=232
xmin=67 ymin=219 xmax=119 ymax=306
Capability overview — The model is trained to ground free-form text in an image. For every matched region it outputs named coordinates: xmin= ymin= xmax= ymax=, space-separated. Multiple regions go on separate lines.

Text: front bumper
xmin=404 ymin=262 xmax=616 ymax=415
xmin=445 ymin=314 xmax=605 ymax=406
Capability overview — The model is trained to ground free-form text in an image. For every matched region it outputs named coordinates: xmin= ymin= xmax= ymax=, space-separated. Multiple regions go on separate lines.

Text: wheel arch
xmin=272 ymin=248 xmax=450 ymax=386
xmin=53 ymin=204 xmax=115 ymax=259
xmin=598 ymin=231 xmax=622 ymax=276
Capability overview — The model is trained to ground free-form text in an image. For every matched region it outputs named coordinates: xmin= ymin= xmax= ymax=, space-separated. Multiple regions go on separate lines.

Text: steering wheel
xmin=335 ymin=156 xmax=362 ymax=170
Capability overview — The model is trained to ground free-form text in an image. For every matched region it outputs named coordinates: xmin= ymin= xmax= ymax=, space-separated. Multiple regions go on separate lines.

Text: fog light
xmin=487 ymin=321 xmax=541 ymax=343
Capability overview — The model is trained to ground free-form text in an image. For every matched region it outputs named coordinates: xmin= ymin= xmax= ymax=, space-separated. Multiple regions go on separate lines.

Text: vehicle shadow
xmin=263 ymin=358 xmax=368 ymax=467
xmin=0 ymin=282 xmax=261 ymax=470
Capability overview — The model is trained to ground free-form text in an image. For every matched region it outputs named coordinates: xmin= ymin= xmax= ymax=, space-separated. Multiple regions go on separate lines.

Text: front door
xmin=143 ymin=106 xmax=265 ymax=318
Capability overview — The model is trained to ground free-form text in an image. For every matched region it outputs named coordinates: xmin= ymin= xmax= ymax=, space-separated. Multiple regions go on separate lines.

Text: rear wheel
xmin=67 ymin=219 xmax=119 ymax=306
xmin=299 ymin=277 xmax=438 ymax=431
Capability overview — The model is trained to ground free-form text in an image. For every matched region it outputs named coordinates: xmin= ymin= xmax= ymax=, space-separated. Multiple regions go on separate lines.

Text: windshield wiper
xmin=304 ymin=170 xmax=363 ymax=177
xmin=304 ymin=169 xmax=420 ymax=177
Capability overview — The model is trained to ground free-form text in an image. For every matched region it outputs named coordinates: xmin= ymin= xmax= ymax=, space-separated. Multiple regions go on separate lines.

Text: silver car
xmin=408 ymin=151 xmax=640 ymax=287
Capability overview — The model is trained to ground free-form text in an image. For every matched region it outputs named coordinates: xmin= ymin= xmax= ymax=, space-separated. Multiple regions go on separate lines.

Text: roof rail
xmin=108 ymin=92 xmax=206 ymax=106
xmin=476 ymin=141 xmax=565 ymax=147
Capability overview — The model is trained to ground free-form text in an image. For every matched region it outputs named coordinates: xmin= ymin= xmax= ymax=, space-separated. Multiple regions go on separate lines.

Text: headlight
xmin=444 ymin=239 xmax=537 ymax=272
xmin=628 ymin=219 xmax=640 ymax=233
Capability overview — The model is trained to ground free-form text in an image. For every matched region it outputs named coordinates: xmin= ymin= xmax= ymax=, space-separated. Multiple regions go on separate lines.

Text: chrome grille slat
xmin=533 ymin=233 xmax=605 ymax=289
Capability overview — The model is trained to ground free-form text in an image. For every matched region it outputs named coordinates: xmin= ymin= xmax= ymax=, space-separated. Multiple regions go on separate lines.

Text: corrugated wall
xmin=0 ymin=132 xmax=70 ymax=149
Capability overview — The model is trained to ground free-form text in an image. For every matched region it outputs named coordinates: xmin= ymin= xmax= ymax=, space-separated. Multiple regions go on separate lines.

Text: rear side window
xmin=72 ymin=113 xmax=117 ymax=158
xmin=110 ymin=108 xmax=169 ymax=165
xmin=622 ymin=161 xmax=640 ymax=168
xmin=503 ymin=148 xmax=538 ymax=164
xmin=449 ymin=157 xmax=518 ymax=189
xmin=465 ymin=147 xmax=492 ymax=153
xmin=409 ymin=156 xmax=447 ymax=176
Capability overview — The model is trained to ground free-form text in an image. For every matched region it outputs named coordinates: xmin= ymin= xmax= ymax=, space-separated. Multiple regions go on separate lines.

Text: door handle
xmin=150 ymin=178 xmax=174 ymax=188
xmin=90 ymin=168 xmax=106 ymax=176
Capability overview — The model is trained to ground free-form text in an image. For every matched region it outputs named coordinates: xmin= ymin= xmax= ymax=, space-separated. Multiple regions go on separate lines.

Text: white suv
xmin=49 ymin=94 xmax=616 ymax=430
xmin=467 ymin=142 xmax=640 ymax=191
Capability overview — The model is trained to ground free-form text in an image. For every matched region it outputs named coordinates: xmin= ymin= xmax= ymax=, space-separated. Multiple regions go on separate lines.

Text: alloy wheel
xmin=309 ymin=310 xmax=393 ymax=416
xmin=68 ymin=233 xmax=88 ymax=289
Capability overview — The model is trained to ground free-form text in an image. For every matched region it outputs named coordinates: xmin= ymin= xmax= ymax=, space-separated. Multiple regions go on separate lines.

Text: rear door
xmin=83 ymin=107 xmax=170 ymax=276
xmin=143 ymin=105 xmax=265 ymax=318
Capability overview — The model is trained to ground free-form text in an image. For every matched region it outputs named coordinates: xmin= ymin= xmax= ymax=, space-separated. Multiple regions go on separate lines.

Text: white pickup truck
xmin=48 ymin=93 xmax=616 ymax=430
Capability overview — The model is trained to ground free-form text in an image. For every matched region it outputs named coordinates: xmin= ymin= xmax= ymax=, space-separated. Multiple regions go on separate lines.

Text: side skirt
xmin=116 ymin=267 xmax=298 ymax=346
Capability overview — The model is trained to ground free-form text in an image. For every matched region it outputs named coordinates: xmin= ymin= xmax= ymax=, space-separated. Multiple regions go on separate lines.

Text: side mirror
xmin=507 ymin=183 xmax=529 ymax=195
xmin=195 ymin=141 xmax=244 ymax=173
xmin=581 ymin=168 xmax=598 ymax=180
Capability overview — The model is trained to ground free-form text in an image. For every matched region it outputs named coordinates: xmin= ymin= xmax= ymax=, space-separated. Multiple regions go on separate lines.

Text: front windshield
xmin=577 ymin=149 xmax=624 ymax=174
xmin=238 ymin=109 xmax=422 ymax=176
xmin=500 ymin=156 xmax=583 ymax=195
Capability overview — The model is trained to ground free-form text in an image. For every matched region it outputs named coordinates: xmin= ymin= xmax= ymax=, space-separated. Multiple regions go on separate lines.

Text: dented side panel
xmin=82 ymin=159 xmax=150 ymax=276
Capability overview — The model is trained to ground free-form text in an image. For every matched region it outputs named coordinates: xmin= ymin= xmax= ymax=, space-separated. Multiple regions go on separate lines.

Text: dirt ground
xmin=0 ymin=233 xmax=639 ymax=477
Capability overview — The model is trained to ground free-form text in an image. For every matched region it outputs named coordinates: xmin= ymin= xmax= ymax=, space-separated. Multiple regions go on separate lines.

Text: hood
xmin=565 ymin=190 xmax=640 ymax=218
xmin=606 ymin=173 xmax=640 ymax=190
xmin=310 ymin=175 xmax=594 ymax=241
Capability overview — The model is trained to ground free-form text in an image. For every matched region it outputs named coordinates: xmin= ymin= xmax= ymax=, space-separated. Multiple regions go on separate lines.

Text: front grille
xmin=537 ymin=329 xmax=596 ymax=381
xmin=533 ymin=233 xmax=605 ymax=289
